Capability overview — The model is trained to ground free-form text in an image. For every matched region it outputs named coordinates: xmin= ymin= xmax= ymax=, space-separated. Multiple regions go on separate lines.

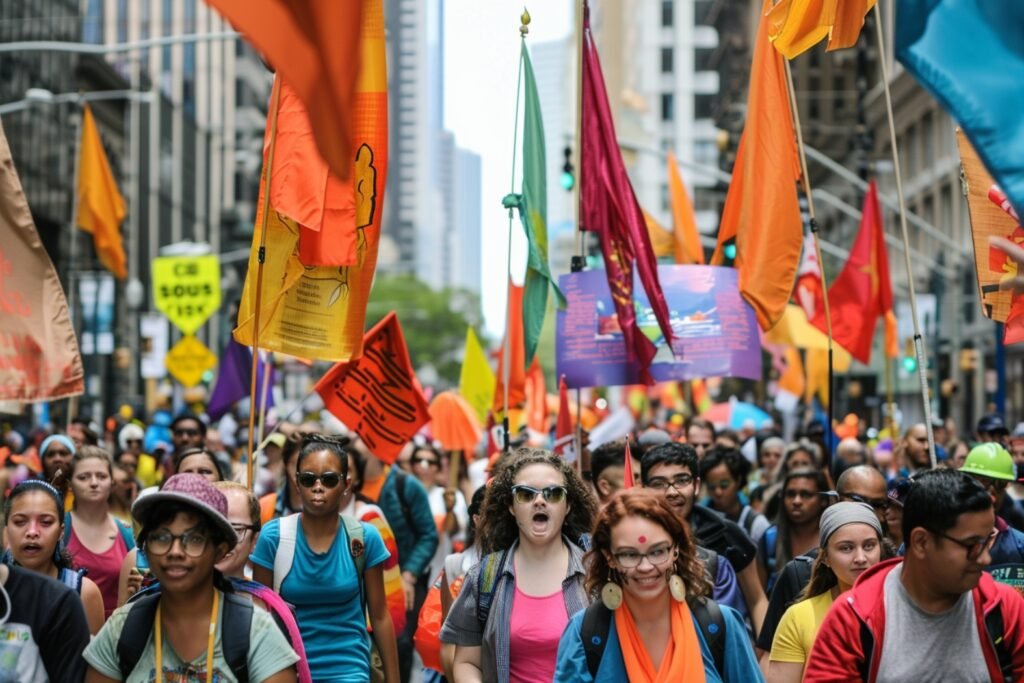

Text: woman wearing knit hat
xmin=83 ymin=473 xmax=300 ymax=682
xmin=766 ymin=502 xmax=890 ymax=683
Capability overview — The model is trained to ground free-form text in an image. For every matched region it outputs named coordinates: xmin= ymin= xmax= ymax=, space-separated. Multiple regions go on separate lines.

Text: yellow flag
xmin=643 ymin=210 xmax=675 ymax=258
xmin=778 ymin=347 xmax=806 ymax=398
xmin=805 ymin=348 xmax=830 ymax=406
xmin=76 ymin=104 xmax=127 ymax=279
xmin=458 ymin=327 xmax=495 ymax=424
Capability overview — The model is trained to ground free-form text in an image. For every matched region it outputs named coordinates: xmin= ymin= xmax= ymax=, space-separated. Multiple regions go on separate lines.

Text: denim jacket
xmin=439 ymin=538 xmax=588 ymax=683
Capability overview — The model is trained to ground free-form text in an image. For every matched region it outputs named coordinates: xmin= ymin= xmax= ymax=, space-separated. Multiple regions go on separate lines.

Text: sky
xmin=444 ymin=1 xmax=573 ymax=337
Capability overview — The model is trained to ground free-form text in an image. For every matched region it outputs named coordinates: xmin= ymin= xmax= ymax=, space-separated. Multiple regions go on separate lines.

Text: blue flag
xmin=207 ymin=339 xmax=274 ymax=421
xmin=896 ymin=0 xmax=1024 ymax=218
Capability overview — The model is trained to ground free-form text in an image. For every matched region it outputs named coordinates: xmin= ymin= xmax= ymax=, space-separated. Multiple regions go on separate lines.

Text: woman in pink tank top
xmin=65 ymin=445 xmax=134 ymax=618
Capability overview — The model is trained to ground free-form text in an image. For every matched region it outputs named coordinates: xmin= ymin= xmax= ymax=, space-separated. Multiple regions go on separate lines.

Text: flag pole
xmin=246 ymin=75 xmax=282 ymax=489
xmin=500 ymin=11 xmax=529 ymax=452
xmin=873 ymin=6 xmax=936 ymax=468
xmin=256 ymin=352 xmax=273 ymax=445
xmin=573 ymin=0 xmax=586 ymax=472
xmin=782 ymin=60 xmax=836 ymax=465
xmin=66 ymin=101 xmax=85 ymax=430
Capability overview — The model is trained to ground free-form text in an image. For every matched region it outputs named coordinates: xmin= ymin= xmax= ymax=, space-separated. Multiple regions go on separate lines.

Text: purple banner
xmin=556 ymin=265 xmax=762 ymax=388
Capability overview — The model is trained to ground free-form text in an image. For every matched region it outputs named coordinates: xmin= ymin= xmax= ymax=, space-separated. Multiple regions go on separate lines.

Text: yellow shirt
xmin=769 ymin=590 xmax=834 ymax=664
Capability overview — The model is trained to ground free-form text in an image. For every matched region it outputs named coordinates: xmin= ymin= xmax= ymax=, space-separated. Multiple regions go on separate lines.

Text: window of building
xmin=661 ymin=47 xmax=674 ymax=73
xmin=661 ymin=1 xmax=673 ymax=27
xmin=661 ymin=93 xmax=674 ymax=122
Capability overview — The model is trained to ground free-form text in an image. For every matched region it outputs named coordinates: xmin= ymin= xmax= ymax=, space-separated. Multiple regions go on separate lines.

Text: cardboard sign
xmin=165 ymin=335 xmax=217 ymax=388
xmin=152 ymin=255 xmax=221 ymax=335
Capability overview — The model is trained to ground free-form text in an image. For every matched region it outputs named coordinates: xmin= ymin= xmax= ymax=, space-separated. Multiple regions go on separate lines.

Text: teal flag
xmin=515 ymin=42 xmax=565 ymax=367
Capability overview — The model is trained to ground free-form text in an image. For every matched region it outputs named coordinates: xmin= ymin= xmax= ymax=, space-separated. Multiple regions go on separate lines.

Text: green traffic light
xmin=902 ymin=356 xmax=917 ymax=373
xmin=561 ymin=171 xmax=575 ymax=191
xmin=724 ymin=243 xmax=737 ymax=260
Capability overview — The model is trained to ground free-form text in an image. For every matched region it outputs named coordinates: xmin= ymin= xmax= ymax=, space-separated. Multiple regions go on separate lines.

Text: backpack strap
xmin=393 ymin=469 xmax=415 ymax=531
xmin=58 ymin=567 xmax=86 ymax=594
xmin=475 ymin=548 xmax=510 ymax=630
xmin=984 ymin=604 xmax=1013 ymax=683
xmin=230 ymin=578 xmax=313 ymax=683
xmin=117 ymin=592 xmax=161 ymax=680
xmin=691 ymin=598 xmax=726 ymax=678
xmin=115 ymin=518 xmax=136 ymax=550
xmin=222 ymin=592 xmax=254 ymax=683
xmin=341 ymin=514 xmax=368 ymax=617
xmin=274 ymin=514 xmax=300 ymax=593
xmin=63 ymin=511 xmax=72 ymax=547
xmin=580 ymin=601 xmax=613 ymax=678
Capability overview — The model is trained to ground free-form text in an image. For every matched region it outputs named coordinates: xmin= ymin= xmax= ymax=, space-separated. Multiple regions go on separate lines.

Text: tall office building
xmin=450 ymin=146 xmax=482 ymax=294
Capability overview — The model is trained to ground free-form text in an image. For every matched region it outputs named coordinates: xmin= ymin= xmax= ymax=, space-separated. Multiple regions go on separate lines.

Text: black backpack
xmin=580 ymin=597 xmax=727 ymax=678
xmin=117 ymin=590 xmax=254 ymax=682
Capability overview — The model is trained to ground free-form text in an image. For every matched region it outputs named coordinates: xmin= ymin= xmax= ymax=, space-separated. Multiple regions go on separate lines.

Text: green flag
xmin=516 ymin=42 xmax=565 ymax=366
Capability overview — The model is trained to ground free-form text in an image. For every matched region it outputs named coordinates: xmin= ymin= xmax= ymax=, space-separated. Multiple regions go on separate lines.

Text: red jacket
xmin=804 ymin=557 xmax=1024 ymax=682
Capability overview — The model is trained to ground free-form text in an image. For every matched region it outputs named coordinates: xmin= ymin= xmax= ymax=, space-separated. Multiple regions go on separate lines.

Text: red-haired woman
xmin=555 ymin=488 xmax=762 ymax=682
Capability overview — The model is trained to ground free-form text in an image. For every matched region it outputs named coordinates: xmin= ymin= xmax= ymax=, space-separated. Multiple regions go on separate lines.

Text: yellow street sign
xmin=165 ymin=335 xmax=217 ymax=388
xmin=152 ymin=255 xmax=222 ymax=335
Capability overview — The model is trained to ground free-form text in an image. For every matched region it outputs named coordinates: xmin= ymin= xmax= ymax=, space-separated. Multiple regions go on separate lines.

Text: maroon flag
xmin=581 ymin=6 xmax=674 ymax=384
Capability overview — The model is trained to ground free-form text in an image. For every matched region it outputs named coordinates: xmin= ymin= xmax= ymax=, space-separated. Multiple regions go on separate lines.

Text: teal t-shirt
xmin=251 ymin=517 xmax=390 ymax=682
xmin=82 ymin=590 xmax=299 ymax=682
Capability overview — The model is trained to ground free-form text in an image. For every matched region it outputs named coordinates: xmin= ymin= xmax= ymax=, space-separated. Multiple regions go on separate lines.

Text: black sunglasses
xmin=297 ymin=471 xmax=343 ymax=489
xmin=511 ymin=484 xmax=568 ymax=505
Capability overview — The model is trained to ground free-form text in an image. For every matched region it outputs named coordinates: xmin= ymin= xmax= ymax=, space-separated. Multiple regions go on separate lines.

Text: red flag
xmin=524 ymin=358 xmax=548 ymax=444
xmin=493 ymin=281 xmax=527 ymax=414
xmin=581 ymin=9 xmax=674 ymax=384
xmin=811 ymin=181 xmax=896 ymax=364
xmin=204 ymin=0 xmax=363 ymax=180
xmin=553 ymin=376 xmax=575 ymax=460
xmin=623 ymin=441 xmax=635 ymax=490
xmin=711 ymin=0 xmax=803 ymax=331
xmin=314 ymin=312 xmax=430 ymax=463
xmin=794 ymin=232 xmax=824 ymax=321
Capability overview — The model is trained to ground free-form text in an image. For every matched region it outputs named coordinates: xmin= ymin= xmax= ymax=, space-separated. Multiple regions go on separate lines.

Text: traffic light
xmin=721 ymin=238 xmax=737 ymax=266
xmin=561 ymin=146 xmax=575 ymax=191
xmin=902 ymin=338 xmax=917 ymax=373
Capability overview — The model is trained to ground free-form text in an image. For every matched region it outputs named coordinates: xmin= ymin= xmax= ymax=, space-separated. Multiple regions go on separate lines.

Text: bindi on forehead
xmin=638 ymin=535 xmax=647 ymax=544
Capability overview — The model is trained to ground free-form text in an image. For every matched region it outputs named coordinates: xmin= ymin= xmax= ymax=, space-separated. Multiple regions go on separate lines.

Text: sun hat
xmin=131 ymin=473 xmax=238 ymax=550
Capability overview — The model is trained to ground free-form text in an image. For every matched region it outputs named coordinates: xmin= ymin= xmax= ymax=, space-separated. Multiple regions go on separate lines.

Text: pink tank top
xmin=68 ymin=525 xmax=128 ymax=618
xmin=508 ymin=585 xmax=568 ymax=683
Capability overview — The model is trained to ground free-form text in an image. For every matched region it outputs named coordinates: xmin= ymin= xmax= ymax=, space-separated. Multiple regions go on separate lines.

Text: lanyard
xmin=154 ymin=590 xmax=220 ymax=683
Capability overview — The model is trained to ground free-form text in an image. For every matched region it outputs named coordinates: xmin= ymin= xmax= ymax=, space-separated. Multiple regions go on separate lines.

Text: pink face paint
xmin=638 ymin=535 xmax=647 ymax=544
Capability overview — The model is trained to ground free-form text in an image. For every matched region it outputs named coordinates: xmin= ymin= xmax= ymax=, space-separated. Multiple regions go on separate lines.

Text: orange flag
xmin=0 ymin=119 xmax=84 ymax=400
xmin=668 ymin=152 xmax=704 ymax=265
xmin=313 ymin=312 xmax=430 ymax=463
xmin=205 ymin=0 xmax=363 ymax=180
xmin=233 ymin=0 xmax=387 ymax=361
xmin=811 ymin=180 xmax=896 ymax=364
xmin=643 ymin=210 xmax=675 ymax=258
xmin=712 ymin=1 xmax=803 ymax=331
xmin=76 ymin=104 xmax=127 ymax=280
xmin=766 ymin=0 xmax=876 ymax=59
xmin=524 ymin=358 xmax=548 ymax=444
xmin=493 ymin=281 xmax=527 ymax=414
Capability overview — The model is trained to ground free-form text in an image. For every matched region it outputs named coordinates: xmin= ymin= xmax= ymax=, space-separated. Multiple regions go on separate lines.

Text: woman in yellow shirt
xmin=767 ymin=502 xmax=886 ymax=683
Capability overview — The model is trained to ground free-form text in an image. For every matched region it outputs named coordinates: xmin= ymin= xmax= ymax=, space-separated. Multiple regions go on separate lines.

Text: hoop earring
xmin=601 ymin=569 xmax=623 ymax=610
xmin=668 ymin=574 xmax=686 ymax=603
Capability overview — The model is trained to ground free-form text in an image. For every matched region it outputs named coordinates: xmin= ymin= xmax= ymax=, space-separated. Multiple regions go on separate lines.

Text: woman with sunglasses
xmin=251 ymin=435 xmax=400 ymax=682
xmin=83 ymin=473 xmax=300 ymax=682
xmin=3 ymin=480 xmax=106 ymax=634
xmin=117 ymin=446 xmax=224 ymax=607
xmin=767 ymin=502 xmax=886 ymax=683
xmin=440 ymin=448 xmax=597 ymax=683
xmin=555 ymin=488 xmax=761 ymax=682
xmin=409 ymin=443 xmax=469 ymax=580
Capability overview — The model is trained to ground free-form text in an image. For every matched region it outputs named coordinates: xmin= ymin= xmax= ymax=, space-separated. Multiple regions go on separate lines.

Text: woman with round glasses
xmin=251 ymin=434 xmax=400 ymax=682
xmin=83 ymin=473 xmax=300 ymax=682
xmin=440 ymin=448 xmax=597 ymax=683
xmin=555 ymin=488 xmax=761 ymax=681
xmin=767 ymin=502 xmax=887 ymax=683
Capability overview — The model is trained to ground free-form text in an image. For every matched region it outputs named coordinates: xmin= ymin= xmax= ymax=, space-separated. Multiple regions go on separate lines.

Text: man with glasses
xmin=755 ymin=464 xmax=889 ymax=659
xmin=960 ymin=444 xmax=1024 ymax=561
xmin=641 ymin=442 xmax=768 ymax=632
xmin=806 ymin=468 xmax=1024 ymax=681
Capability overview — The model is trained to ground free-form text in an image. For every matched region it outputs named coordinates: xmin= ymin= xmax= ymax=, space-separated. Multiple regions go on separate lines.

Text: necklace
xmin=154 ymin=590 xmax=220 ymax=683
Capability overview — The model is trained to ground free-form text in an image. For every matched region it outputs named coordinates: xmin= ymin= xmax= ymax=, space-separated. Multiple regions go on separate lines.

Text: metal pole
xmin=66 ymin=104 xmax=84 ymax=428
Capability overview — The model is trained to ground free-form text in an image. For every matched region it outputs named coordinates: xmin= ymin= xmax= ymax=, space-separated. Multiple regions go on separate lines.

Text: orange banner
xmin=314 ymin=312 xmax=430 ymax=463
xmin=0 ymin=120 xmax=84 ymax=400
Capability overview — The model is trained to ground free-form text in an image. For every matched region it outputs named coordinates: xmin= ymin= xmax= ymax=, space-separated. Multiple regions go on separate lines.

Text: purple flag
xmin=207 ymin=339 xmax=274 ymax=421
xmin=581 ymin=2 xmax=674 ymax=384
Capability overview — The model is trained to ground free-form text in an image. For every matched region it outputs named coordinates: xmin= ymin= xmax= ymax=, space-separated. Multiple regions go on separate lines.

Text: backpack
xmin=695 ymin=546 xmax=719 ymax=584
xmin=117 ymin=590 xmax=254 ymax=682
xmin=1 ymin=550 xmax=86 ymax=594
xmin=475 ymin=548 xmax=511 ymax=630
xmin=580 ymin=598 xmax=727 ymax=678
xmin=761 ymin=525 xmax=779 ymax=592
xmin=738 ymin=506 xmax=758 ymax=538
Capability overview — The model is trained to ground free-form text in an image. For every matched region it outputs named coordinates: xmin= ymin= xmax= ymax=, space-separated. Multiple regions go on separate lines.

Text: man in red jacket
xmin=805 ymin=468 xmax=1024 ymax=682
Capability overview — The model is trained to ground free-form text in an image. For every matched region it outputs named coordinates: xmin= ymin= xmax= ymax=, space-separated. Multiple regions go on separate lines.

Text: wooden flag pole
xmin=66 ymin=103 xmax=85 ymax=430
xmin=255 ymin=351 xmax=273 ymax=446
xmin=445 ymin=450 xmax=462 ymax=534
xmin=573 ymin=0 xmax=586 ymax=473
xmin=500 ymin=11 xmax=530 ymax=453
xmin=246 ymin=76 xmax=282 ymax=490
xmin=873 ymin=6 xmax=937 ymax=468
xmin=783 ymin=60 xmax=837 ymax=464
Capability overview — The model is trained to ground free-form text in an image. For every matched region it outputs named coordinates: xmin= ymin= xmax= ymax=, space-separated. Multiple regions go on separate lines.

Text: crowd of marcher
xmin=1 ymin=407 xmax=1024 ymax=681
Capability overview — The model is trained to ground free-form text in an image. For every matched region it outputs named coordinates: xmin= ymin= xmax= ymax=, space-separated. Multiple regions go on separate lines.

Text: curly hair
xmin=477 ymin=448 xmax=597 ymax=555
xmin=585 ymin=488 xmax=710 ymax=604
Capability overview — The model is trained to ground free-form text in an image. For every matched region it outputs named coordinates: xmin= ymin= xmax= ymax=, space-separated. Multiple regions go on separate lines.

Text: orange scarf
xmin=615 ymin=599 xmax=707 ymax=683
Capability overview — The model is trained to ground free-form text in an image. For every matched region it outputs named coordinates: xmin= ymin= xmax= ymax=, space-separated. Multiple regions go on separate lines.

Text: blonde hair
xmin=213 ymin=481 xmax=262 ymax=532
